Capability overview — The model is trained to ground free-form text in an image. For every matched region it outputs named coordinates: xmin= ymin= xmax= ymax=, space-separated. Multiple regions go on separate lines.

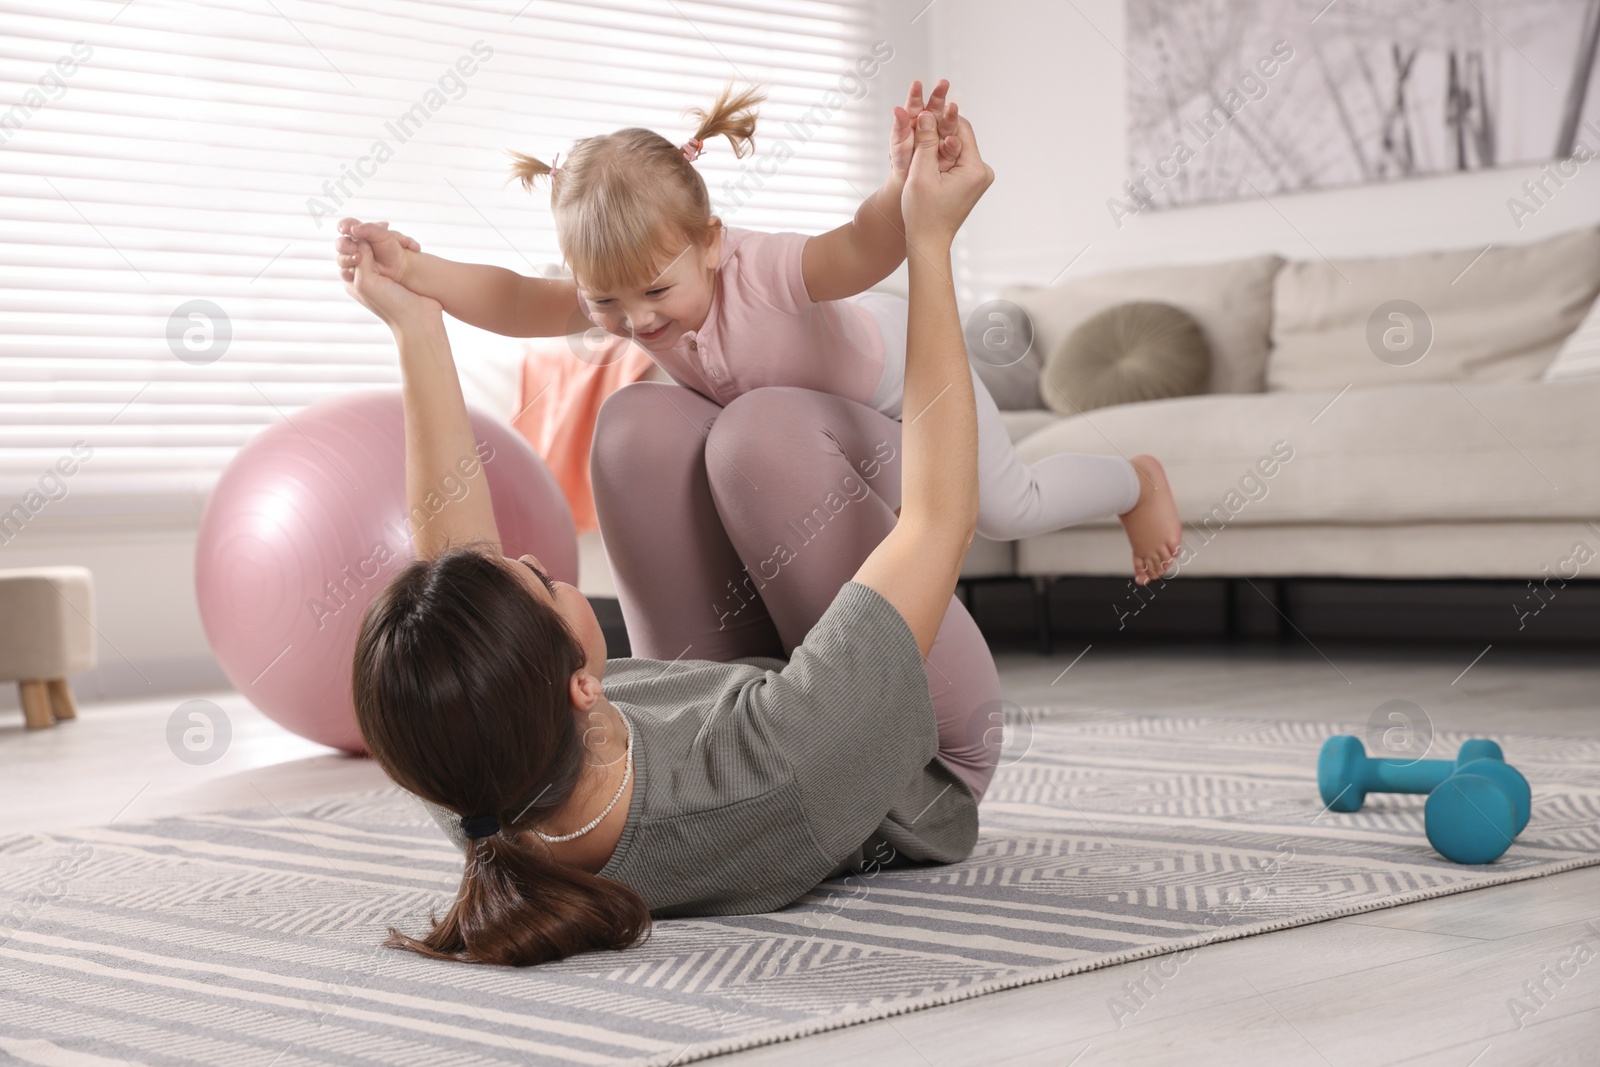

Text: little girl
xmin=335 ymin=81 xmax=1182 ymax=584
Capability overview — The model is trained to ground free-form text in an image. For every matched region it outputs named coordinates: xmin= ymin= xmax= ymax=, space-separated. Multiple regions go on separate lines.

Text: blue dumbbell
xmin=1318 ymin=736 xmax=1532 ymax=864
xmin=1317 ymin=735 xmax=1524 ymax=820
xmin=1425 ymin=759 xmax=1531 ymax=864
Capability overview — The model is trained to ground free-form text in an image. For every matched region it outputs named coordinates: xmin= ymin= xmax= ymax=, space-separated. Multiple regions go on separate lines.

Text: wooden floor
xmin=2 ymin=641 xmax=1596 ymax=1066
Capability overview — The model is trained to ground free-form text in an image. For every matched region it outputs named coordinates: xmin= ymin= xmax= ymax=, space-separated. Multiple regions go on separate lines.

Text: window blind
xmin=0 ymin=0 xmax=887 ymax=518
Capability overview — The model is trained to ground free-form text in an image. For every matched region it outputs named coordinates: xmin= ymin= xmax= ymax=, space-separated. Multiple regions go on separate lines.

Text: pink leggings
xmin=589 ymin=383 xmax=1002 ymax=801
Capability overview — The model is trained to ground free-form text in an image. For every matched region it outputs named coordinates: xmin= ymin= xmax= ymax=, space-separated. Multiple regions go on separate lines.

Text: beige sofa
xmin=963 ymin=224 xmax=1600 ymax=586
xmin=464 ymin=225 xmax=1600 ymax=602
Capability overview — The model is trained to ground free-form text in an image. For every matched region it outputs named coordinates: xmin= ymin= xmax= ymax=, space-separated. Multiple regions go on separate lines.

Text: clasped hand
xmin=336 ymin=219 xmax=439 ymax=331
xmin=899 ymin=108 xmax=993 ymax=247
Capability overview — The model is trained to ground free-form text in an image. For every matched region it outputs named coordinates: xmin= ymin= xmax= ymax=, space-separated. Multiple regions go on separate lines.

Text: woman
xmin=343 ymin=110 xmax=996 ymax=966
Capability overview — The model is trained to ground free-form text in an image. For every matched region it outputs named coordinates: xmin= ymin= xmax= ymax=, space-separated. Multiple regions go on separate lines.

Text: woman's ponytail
xmin=384 ymin=829 xmax=651 ymax=967
xmin=685 ymin=82 xmax=766 ymax=160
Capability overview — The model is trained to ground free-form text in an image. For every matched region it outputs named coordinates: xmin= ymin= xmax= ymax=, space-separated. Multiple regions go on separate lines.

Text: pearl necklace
xmin=534 ymin=711 xmax=633 ymax=843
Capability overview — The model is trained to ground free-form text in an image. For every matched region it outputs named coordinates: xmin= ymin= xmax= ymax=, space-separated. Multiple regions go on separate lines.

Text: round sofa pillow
xmin=1040 ymin=301 xmax=1212 ymax=414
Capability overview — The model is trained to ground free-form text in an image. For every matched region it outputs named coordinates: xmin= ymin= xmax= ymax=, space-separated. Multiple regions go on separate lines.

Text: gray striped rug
xmin=3 ymin=712 xmax=1598 ymax=1066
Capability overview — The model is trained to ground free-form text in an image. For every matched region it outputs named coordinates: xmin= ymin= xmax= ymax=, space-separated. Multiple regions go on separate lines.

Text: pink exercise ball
xmin=195 ymin=388 xmax=578 ymax=755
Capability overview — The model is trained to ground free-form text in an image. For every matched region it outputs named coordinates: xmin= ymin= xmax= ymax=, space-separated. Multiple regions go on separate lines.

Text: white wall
xmin=924 ymin=0 xmax=1600 ymax=294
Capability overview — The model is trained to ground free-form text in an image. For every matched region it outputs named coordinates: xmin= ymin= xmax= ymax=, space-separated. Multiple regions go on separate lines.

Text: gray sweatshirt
xmin=419 ymin=581 xmax=978 ymax=915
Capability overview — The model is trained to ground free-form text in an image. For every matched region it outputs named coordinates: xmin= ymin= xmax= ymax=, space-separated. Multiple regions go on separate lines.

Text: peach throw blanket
xmin=513 ymin=334 xmax=655 ymax=534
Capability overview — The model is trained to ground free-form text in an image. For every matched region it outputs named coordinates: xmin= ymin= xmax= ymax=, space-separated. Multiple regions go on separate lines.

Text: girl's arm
xmin=799 ymin=174 xmax=909 ymax=303
xmin=405 ymin=251 xmax=583 ymax=338
xmin=336 ymin=218 xmax=583 ymax=338
xmin=344 ymin=240 xmax=503 ymax=560
xmin=851 ymin=112 xmax=992 ymax=658
xmin=798 ymin=80 xmax=962 ymax=304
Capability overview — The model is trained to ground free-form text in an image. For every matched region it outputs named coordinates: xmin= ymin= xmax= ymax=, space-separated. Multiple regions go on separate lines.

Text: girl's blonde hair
xmin=507 ymin=83 xmax=766 ymax=293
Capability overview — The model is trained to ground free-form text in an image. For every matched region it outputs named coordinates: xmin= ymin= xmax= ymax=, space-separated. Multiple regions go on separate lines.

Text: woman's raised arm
xmin=345 ymin=242 xmax=503 ymax=559
xmin=851 ymin=112 xmax=994 ymax=658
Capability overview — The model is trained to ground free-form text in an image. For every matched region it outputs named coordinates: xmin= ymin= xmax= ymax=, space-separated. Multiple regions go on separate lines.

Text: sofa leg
xmin=47 ymin=679 xmax=78 ymax=722
xmin=1033 ymin=576 xmax=1055 ymax=656
xmin=19 ymin=681 xmax=53 ymax=730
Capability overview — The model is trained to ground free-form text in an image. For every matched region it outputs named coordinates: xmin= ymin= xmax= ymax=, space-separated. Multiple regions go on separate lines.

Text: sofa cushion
xmin=1042 ymin=302 xmax=1211 ymax=414
xmin=1012 ymin=379 xmax=1600 ymax=526
xmin=1014 ymin=521 xmax=1596 ymax=580
xmin=1543 ymin=291 xmax=1600 ymax=381
xmin=1001 ymin=254 xmax=1284 ymax=398
xmin=1268 ymin=225 xmax=1600 ymax=392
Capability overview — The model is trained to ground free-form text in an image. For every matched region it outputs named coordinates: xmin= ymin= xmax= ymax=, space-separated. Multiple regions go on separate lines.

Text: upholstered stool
xmin=0 ymin=567 xmax=96 ymax=729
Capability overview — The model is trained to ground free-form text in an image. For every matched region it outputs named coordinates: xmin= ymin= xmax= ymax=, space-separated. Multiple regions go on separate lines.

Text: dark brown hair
xmin=506 ymin=82 xmax=767 ymax=292
xmin=352 ymin=546 xmax=651 ymax=966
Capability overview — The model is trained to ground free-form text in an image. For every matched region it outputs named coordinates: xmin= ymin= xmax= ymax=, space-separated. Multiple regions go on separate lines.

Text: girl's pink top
xmin=635 ymin=226 xmax=886 ymax=407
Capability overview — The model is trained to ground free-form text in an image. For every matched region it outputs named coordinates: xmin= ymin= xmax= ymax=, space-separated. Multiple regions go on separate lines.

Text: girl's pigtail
xmin=685 ymin=82 xmax=766 ymax=160
xmin=506 ymin=150 xmax=555 ymax=192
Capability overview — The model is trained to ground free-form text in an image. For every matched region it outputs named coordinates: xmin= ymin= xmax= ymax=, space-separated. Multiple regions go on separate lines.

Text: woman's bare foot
xmin=1119 ymin=454 xmax=1182 ymax=585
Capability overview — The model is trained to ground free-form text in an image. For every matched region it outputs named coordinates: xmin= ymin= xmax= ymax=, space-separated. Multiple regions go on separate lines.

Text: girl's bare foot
xmin=1119 ymin=454 xmax=1182 ymax=585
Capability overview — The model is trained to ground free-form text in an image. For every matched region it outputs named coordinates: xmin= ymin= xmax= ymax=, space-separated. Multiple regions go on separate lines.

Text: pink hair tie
xmin=550 ymin=151 xmax=563 ymax=178
xmin=681 ymin=138 xmax=704 ymax=162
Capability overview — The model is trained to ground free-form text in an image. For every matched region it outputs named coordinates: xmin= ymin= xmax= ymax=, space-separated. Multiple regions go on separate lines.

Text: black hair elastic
xmin=460 ymin=813 xmax=501 ymax=839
